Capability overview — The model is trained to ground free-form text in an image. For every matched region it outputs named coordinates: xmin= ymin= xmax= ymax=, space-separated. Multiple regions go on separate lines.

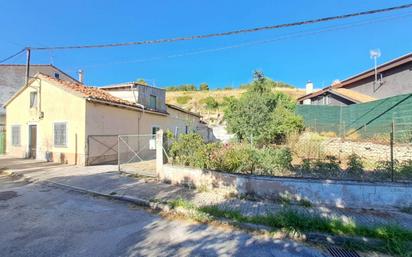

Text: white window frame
xmin=53 ymin=122 xmax=68 ymax=148
xmin=29 ymin=91 xmax=38 ymax=109
xmin=11 ymin=125 xmax=21 ymax=146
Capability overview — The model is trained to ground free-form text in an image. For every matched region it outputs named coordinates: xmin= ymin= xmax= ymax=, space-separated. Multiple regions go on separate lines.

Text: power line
xmin=30 ymin=3 xmax=412 ymax=51
xmin=0 ymin=48 xmax=26 ymax=64
xmin=63 ymin=11 xmax=412 ymax=70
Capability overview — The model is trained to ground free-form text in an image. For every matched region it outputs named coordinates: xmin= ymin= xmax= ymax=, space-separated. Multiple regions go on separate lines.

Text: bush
xmin=176 ymin=95 xmax=192 ymax=105
xmin=209 ymin=144 xmax=259 ymax=173
xmin=398 ymin=160 xmax=412 ymax=180
xmin=346 ymin=153 xmax=364 ymax=176
xmin=313 ymin=156 xmax=340 ymax=175
xmin=199 ymin=83 xmax=209 ymax=91
xmin=258 ymin=147 xmax=292 ymax=175
xmin=169 ymin=133 xmax=215 ymax=168
xmin=200 ymin=96 xmax=219 ymax=110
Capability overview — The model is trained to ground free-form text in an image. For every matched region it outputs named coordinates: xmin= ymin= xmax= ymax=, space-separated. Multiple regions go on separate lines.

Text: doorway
xmin=29 ymin=125 xmax=37 ymax=159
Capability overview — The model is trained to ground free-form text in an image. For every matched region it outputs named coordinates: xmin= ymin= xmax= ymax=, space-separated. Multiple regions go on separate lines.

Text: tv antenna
xmin=370 ymin=49 xmax=381 ymax=88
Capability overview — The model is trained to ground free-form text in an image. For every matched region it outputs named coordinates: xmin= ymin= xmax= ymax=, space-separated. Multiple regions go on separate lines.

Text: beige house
xmin=4 ymin=73 xmax=210 ymax=165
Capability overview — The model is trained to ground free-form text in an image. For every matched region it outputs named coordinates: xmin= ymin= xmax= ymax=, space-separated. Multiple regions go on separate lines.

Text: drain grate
xmin=326 ymin=247 xmax=361 ymax=257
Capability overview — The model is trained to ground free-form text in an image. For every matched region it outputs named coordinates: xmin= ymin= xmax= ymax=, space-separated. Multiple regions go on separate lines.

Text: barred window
xmin=11 ymin=125 xmax=20 ymax=146
xmin=54 ymin=122 xmax=67 ymax=147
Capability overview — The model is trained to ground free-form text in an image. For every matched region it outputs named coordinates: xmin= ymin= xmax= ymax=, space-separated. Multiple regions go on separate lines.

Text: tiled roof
xmin=37 ymin=73 xmax=143 ymax=109
xmin=298 ymin=52 xmax=412 ymax=102
xmin=330 ymin=88 xmax=376 ymax=103
xmin=0 ymin=64 xmax=77 ymax=115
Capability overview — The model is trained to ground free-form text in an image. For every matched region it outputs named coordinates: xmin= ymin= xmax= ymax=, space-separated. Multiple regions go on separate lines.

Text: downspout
xmin=131 ymin=83 xmax=145 ymax=135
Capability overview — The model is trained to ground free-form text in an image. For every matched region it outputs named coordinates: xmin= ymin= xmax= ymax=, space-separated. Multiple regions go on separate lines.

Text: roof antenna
xmin=370 ymin=49 xmax=381 ymax=90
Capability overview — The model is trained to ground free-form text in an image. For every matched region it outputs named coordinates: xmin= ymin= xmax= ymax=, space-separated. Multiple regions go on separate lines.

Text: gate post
xmin=156 ymin=129 xmax=165 ymax=179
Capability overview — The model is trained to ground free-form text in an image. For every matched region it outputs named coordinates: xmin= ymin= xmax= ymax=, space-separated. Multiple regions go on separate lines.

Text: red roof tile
xmin=37 ymin=73 xmax=146 ymax=110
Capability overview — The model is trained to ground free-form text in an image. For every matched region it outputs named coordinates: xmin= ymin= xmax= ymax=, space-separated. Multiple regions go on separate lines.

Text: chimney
xmin=77 ymin=69 xmax=84 ymax=83
xmin=303 ymin=81 xmax=313 ymax=105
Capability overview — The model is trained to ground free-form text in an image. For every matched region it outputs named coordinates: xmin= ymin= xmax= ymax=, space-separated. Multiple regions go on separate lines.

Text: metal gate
xmin=118 ymin=134 xmax=157 ymax=177
xmin=87 ymin=135 xmax=118 ymax=165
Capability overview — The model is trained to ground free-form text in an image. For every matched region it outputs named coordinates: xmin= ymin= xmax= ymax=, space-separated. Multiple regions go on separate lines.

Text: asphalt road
xmin=0 ymin=174 xmax=325 ymax=257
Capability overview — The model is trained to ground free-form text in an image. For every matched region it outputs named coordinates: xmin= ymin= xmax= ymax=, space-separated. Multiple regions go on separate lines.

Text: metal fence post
xmin=118 ymin=135 xmax=120 ymax=172
xmin=390 ymin=121 xmax=394 ymax=182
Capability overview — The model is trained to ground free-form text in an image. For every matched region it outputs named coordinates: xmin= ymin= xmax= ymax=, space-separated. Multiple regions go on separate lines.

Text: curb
xmin=43 ymin=180 xmax=171 ymax=212
xmin=2 ymin=169 xmax=386 ymax=252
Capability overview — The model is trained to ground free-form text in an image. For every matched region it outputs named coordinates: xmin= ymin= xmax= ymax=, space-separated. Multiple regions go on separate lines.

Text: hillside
xmin=166 ymin=87 xmax=306 ymax=125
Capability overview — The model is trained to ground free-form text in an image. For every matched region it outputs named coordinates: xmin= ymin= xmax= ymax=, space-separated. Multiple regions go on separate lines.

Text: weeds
xmin=169 ymin=198 xmax=412 ymax=256
xmin=297 ymin=198 xmax=312 ymax=208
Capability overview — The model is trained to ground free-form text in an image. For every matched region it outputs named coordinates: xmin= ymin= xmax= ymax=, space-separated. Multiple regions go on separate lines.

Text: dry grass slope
xmin=166 ymin=88 xmax=306 ymax=125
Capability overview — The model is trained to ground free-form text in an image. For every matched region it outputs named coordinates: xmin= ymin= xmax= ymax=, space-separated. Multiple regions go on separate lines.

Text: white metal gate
xmin=118 ymin=134 xmax=157 ymax=177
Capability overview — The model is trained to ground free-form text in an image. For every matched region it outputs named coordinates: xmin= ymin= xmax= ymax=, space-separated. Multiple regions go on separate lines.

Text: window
xmin=151 ymin=126 xmax=160 ymax=138
xmin=54 ymin=73 xmax=60 ymax=79
xmin=149 ymin=95 xmax=157 ymax=110
xmin=185 ymin=125 xmax=189 ymax=134
xmin=54 ymin=122 xmax=67 ymax=147
xmin=30 ymin=91 xmax=37 ymax=108
xmin=174 ymin=127 xmax=179 ymax=137
xmin=11 ymin=125 xmax=20 ymax=146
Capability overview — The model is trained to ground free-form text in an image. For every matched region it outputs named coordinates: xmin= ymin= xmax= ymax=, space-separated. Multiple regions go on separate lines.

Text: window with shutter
xmin=11 ymin=125 xmax=20 ymax=146
xmin=54 ymin=122 xmax=67 ymax=147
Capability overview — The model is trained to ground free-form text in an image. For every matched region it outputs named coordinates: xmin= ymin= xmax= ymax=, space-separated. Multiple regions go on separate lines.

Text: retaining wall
xmin=162 ymin=164 xmax=412 ymax=209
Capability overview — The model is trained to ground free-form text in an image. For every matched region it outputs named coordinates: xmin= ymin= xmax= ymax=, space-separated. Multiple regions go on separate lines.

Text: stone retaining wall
xmin=162 ymin=164 xmax=412 ymax=209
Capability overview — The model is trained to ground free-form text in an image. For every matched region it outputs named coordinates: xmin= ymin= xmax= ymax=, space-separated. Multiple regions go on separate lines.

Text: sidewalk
xmin=2 ymin=157 xmax=412 ymax=231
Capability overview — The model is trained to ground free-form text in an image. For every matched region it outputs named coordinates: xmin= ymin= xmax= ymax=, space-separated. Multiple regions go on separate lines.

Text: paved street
xmin=0 ymin=173 xmax=325 ymax=257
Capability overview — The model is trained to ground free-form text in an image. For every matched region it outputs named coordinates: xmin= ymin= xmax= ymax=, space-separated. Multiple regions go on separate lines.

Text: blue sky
xmin=1 ymin=0 xmax=412 ymax=89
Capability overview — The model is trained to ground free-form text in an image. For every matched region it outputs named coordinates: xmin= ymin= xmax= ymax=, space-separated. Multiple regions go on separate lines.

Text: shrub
xmin=209 ymin=144 xmax=259 ymax=173
xmin=176 ymin=95 xmax=192 ymax=105
xmin=258 ymin=147 xmax=292 ymax=175
xmin=398 ymin=160 xmax=412 ymax=180
xmin=346 ymin=153 xmax=364 ymax=176
xmin=199 ymin=83 xmax=209 ymax=91
xmin=169 ymin=133 xmax=215 ymax=168
xmin=200 ymin=96 xmax=219 ymax=110
xmin=313 ymin=156 xmax=340 ymax=175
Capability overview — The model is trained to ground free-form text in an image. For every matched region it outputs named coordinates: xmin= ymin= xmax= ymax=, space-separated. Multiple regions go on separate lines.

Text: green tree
xmin=224 ymin=71 xmax=303 ymax=145
xmin=135 ymin=79 xmax=148 ymax=86
xmin=199 ymin=83 xmax=209 ymax=91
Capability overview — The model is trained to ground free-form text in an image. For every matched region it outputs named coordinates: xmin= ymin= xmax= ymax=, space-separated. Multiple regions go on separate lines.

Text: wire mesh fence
xmin=163 ymin=126 xmax=412 ymax=183
xmin=289 ymin=123 xmax=412 ymax=182
xmin=118 ymin=134 xmax=157 ymax=177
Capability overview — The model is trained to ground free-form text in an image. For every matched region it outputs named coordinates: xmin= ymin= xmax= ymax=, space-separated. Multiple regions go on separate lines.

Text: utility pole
xmin=25 ymin=48 xmax=31 ymax=86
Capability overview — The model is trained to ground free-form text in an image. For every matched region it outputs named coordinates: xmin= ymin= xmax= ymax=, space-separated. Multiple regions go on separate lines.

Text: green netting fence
xmin=296 ymin=93 xmax=412 ymax=142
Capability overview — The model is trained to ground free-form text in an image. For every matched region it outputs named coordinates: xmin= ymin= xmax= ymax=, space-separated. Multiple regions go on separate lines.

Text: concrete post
xmin=156 ymin=129 xmax=164 ymax=179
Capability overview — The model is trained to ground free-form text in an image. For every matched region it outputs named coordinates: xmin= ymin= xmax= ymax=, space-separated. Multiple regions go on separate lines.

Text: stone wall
xmin=161 ymin=164 xmax=412 ymax=209
xmin=322 ymin=138 xmax=412 ymax=162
